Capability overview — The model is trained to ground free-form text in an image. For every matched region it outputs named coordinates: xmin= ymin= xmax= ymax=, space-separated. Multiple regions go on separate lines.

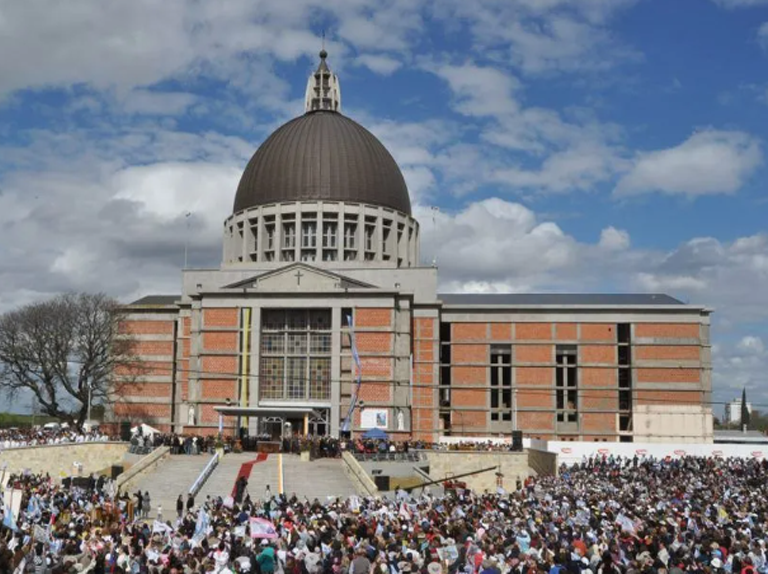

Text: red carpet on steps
xmin=231 ymin=453 xmax=268 ymax=498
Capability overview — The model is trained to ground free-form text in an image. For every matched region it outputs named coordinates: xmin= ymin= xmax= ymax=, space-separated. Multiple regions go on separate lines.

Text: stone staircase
xmin=282 ymin=455 xmax=357 ymax=500
xmin=196 ymin=452 xmax=261 ymax=502
xmin=130 ymin=453 xmax=359 ymax=517
xmin=130 ymin=454 xmax=211 ymax=520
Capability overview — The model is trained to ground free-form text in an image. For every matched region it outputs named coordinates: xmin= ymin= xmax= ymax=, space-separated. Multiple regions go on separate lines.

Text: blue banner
xmin=342 ymin=314 xmax=363 ymax=433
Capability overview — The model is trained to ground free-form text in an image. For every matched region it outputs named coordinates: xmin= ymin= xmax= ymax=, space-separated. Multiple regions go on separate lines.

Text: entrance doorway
xmin=257 ymin=409 xmax=331 ymax=439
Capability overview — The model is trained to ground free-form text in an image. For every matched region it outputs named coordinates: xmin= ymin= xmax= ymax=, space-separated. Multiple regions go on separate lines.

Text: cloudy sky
xmin=1 ymin=0 xmax=767 ymax=413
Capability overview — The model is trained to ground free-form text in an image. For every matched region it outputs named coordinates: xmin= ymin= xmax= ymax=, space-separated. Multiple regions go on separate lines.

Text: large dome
xmin=233 ymin=111 xmax=411 ymax=215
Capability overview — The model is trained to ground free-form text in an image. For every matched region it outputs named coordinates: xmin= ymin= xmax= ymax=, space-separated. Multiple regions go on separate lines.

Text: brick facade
xmin=431 ymin=318 xmax=708 ymax=442
xmin=114 ymin=301 xmax=709 ymax=443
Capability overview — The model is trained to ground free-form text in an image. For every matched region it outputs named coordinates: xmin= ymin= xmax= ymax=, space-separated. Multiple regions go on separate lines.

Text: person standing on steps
xmin=134 ymin=491 xmax=143 ymax=519
xmin=186 ymin=492 xmax=195 ymax=512
xmin=176 ymin=495 xmax=184 ymax=519
xmin=143 ymin=491 xmax=151 ymax=519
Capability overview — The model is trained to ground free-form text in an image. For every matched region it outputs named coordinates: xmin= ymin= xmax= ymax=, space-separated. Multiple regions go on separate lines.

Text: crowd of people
xmin=1 ymin=454 xmax=768 ymax=573
xmin=0 ymin=427 xmax=112 ymax=450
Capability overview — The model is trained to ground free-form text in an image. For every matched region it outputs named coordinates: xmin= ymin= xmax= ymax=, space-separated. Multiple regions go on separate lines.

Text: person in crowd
xmin=4 ymin=453 xmax=768 ymax=574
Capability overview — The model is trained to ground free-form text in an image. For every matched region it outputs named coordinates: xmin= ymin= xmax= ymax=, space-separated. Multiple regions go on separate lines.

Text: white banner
xmin=549 ymin=441 xmax=768 ymax=464
xmin=360 ymin=409 xmax=388 ymax=429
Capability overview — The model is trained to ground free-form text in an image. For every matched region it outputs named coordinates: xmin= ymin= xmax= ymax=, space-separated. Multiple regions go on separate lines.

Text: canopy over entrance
xmin=214 ymin=406 xmax=330 ymax=439
xmin=214 ymin=406 xmax=316 ymax=418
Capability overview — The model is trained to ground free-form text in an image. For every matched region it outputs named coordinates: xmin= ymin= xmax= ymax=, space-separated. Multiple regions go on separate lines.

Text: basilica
xmin=114 ymin=52 xmax=713 ymax=443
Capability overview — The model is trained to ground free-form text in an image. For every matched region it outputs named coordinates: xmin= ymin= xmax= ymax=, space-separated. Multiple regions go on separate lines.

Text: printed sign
xmin=360 ymin=408 xmax=388 ymax=429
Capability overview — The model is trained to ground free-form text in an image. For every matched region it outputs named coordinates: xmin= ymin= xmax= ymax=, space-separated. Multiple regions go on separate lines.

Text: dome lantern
xmin=305 ymin=49 xmax=341 ymax=113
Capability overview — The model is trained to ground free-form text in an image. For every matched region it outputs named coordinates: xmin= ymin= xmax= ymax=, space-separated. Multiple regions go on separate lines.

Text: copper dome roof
xmin=233 ymin=111 xmax=411 ymax=216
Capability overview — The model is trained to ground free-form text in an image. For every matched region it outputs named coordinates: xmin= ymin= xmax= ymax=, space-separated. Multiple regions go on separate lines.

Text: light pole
xmin=183 ymin=212 xmax=191 ymax=269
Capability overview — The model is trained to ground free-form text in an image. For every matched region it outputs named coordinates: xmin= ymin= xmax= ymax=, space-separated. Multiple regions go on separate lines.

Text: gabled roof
xmin=222 ymin=262 xmax=376 ymax=290
xmin=438 ymin=293 xmax=687 ymax=307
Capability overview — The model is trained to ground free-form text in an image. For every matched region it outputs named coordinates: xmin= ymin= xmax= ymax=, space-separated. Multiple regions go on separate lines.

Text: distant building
xmin=111 ymin=51 xmax=714 ymax=443
xmin=725 ymin=399 xmax=752 ymax=425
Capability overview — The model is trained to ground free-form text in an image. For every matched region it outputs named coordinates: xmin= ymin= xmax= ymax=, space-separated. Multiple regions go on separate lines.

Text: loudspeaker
xmin=374 ymin=475 xmax=390 ymax=491
xmin=72 ymin=477 xmax=91 ymax=489
xmin=511 ymin=430 xmax=523 ymax=452
xmin=120 ymin=421 xmax=132 ymax=442
xmin=111 ymin=465 xmax=124 ymax=480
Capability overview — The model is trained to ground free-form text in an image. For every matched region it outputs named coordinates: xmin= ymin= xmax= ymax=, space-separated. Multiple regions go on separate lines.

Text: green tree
xmin=741 ymin=387 xmax=751 ymax=429
xmin=0 ymin=293 xmax=141 ymax=429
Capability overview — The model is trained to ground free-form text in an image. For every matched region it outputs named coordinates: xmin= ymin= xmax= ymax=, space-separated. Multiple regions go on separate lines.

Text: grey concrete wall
xmin=424 ymin=450 xmax=533 ymax=494
xmin=527 ymin=448 xmax=558 ymax=478
xmin=341 ymin=451 xmax=379 ymax=497
xmin=358 ymin=459 xmax=428 ymax=478
xmin=0 ymin=442 xmax=128 ymax=478
xmin=115 ymin=446 xmax=171 ymax=494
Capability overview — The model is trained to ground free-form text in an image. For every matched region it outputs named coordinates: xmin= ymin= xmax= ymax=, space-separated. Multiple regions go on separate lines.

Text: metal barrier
xmin=189 ymin=452 xmax=219 ymax=497
xmin=351 ymin=452 xmax=425 ymax=463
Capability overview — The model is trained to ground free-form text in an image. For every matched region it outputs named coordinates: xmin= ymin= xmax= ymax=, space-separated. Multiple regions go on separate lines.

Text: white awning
xmin=213 ymin=406 xmax=317 ymax=418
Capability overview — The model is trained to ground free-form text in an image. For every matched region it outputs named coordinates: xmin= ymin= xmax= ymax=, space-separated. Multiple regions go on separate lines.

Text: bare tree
xmin=0 ymin=293 xmax=141 ymax=429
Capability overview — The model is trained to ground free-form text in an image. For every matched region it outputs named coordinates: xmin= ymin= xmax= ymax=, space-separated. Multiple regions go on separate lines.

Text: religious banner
xmin=360 ymin=409 xmax=388 ymax=429
xmin=249 ymin=517 xmax=278 ymax=539
xmin=33 ymin=525 xmax=50 ymax=544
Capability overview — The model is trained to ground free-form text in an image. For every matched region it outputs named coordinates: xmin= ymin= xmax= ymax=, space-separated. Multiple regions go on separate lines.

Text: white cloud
xmin=426 ymin=62 xmax=521 ymax=118
xmin=0 ymin=0 xmax=426 ymax=105
xmin=434 ymin=0 xmax=639 ymax=74
xmin=116 ymin=90 xmax=199 ymax=116
xmin=759 ymin=22 xmax=768 ymax=50
xmin=599 ymin=226 xmax=630 ymax=250
xmin=614 ymin=129 xmax=763 ymax=197
xmin=712 ymin=0 xmax=768 ymax=7
xmin=712 ymin=337 xmax=768 ymax=407
xmin=355 ymin=54 xmax=402 ymax=75
xmin=416 ymin=199 xmax=768 ymax=330
xmin=738 ymin=336 xmax=765 ymax=354
xmin=490 ymin=141 xmax=624 ymax=194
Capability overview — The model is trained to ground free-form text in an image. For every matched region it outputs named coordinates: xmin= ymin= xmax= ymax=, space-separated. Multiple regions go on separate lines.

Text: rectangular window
xmin=261 ymin=333 xmax=284 ymax=355
xmin=490 ymin=346 xmax=511 ymax=421
xmin=344 ymin=223 xmax=356 ymax=249
xmin=323 ymin=222 xmax=337 ymax=248
xmin=282 ymin=222 xmax=296 ymax=249
xmin=556 ymin=345 xmax=578 ymax=423
xmin=617 ymin=323 xmax=632 ymax=431
xmin=250 ymin=224 xmax=258 ymax=253
xmin=260 ymin=357 xmax=284 ymax=399
xmin=440 ymin=323 xmax=451 ymax=408
xmin=301 ymin=222 xmax=317 ymax=248
xmin=265 ymin=224 xmax=275 ymax=250
xmin=617 ymin=323 xmax=631 ymax=344
xmin=309 ymin=357 xmax=331 ymax=400
xmin=364 ymin=224 xmax=375 ymax=251
xmin=258 ymin=309 xmax=332 ymax=402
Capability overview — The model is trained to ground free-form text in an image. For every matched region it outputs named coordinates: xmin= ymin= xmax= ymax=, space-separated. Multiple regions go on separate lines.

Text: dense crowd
xmin=0 ymin=427 xmax=112 ymax=450
xmin=2 ymin=454 xmax=768 ymax=573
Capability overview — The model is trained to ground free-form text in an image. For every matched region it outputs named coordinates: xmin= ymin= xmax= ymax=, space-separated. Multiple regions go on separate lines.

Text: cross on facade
xmin=295 ymin=270 xmax=304 ymax=285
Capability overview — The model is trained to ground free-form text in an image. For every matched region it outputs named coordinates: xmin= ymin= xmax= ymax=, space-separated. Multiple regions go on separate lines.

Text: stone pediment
xmin=223 ymin=263 xmax=375 ymax=293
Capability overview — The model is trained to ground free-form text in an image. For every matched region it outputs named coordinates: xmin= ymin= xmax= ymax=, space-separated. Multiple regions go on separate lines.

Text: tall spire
xmin=304 ymin=43 xmax=341 ymax=113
